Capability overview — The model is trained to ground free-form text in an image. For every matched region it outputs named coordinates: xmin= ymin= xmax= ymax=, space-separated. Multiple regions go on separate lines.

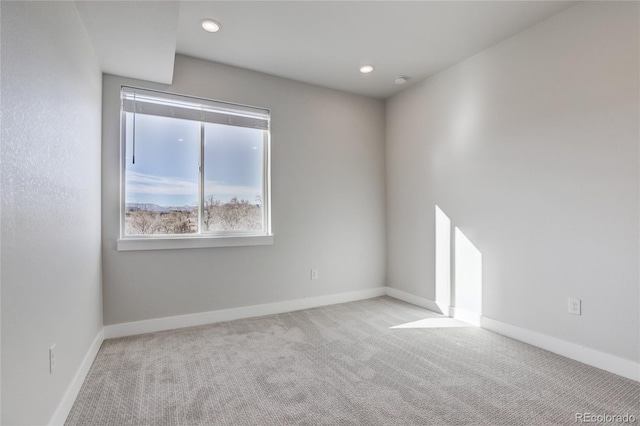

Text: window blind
xmin=121 ymin=86 xmax=270 ymax=130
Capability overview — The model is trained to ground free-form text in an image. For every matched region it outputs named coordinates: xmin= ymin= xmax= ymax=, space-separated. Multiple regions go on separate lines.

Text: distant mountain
xmin=126 ymin=203 xmax=195 ymax=213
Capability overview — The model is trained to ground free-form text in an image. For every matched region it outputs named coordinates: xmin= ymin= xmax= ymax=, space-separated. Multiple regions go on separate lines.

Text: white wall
xmin=386 ymin=2 xmax=639 ymax=362
xmin=1 ymin=2 xmax=103 ymax=425
xmin=102 ymin=55 xmax=386 ymax=325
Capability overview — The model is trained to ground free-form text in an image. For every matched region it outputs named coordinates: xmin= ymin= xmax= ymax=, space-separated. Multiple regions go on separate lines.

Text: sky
xmin=125 ymin=113 xmax=264 ymax=206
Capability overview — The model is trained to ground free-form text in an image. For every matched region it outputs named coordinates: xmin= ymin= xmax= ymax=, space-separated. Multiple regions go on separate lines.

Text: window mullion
xmin=199 ymin=122 xmax=205 ymax=234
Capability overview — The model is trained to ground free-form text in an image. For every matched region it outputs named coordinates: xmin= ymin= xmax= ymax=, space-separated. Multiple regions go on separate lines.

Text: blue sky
xmin=125 ymin=114 xmax=263 ymax=206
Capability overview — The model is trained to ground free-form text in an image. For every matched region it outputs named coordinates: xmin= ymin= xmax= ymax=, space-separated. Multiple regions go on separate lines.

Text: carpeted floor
xmin=66 ymin=296 xmax=639 ymax=425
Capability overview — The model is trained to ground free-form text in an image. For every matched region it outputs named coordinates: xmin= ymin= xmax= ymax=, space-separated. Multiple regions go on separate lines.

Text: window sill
xmin=117 ymin=234 xmax=274 ymax=251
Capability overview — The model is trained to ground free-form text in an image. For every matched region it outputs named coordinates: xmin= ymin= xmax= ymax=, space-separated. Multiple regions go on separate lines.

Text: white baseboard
xmin=481 ymin=316 xmax=640 ymax=382
xmin=49 ymin=328 xmax=104 ymax=426
xmin=384 ymin=287 xmax=449 ymax=315
xmin=104 ymin=287 xmax=387 ymax=339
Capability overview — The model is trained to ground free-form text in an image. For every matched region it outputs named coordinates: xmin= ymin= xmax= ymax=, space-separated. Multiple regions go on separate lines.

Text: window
xmin=118 ymin=86 xmax=271 ymax=250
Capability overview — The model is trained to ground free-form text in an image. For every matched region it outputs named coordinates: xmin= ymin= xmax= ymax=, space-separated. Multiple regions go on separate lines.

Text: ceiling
xmin=76 ymin=1 xmax=578 ymax=99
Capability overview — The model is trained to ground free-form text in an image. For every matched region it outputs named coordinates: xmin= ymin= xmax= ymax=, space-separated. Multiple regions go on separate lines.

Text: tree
xmin=127 ymin=210 xmax=157 ymax=234
xmin=203 ymin=196 xmax=221 ymax=230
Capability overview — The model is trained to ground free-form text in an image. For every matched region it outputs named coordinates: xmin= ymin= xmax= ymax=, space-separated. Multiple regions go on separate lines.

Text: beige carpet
xmin=66 ymin=297 xmax=639 ymax=425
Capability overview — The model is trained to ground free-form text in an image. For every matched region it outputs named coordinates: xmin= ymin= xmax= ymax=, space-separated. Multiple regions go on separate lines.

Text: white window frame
xmin=117 ymin=86 xmax=273 ymax=251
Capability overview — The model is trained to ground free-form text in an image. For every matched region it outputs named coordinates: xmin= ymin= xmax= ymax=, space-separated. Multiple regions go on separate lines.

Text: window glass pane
xmin=124 ymin=113 xmax=200 ymax=235
xmin=203 ymin=123 xmax=264 ymax=232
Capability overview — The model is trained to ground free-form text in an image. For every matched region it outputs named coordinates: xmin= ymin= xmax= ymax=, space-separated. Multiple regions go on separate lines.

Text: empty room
xmin=1 ymin=1 xmax=639 ymax=425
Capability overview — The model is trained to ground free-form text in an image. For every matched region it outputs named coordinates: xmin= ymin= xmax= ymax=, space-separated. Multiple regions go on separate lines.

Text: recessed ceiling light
xmin=395 ymin=76 xmax=409 ymax=85
xmin=201 ymin=19 xmax=221 ymax=33
xmin=359 ymin=65 xmax=374 ymax=74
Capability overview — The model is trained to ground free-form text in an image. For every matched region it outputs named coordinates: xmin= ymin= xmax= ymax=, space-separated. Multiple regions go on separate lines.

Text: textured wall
xmin=102 ymin=56 xmax=386 ymax=325
xmin=386 ymin=2 xmax=639 ymax=362
xmin=1 ymin=2 xmax=103 ymax=424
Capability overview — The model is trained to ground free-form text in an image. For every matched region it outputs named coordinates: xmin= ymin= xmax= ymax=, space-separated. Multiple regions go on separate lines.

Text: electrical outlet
xmin=49 ymin=344 xmax=57 ymax=374
xmin=311 ymin=269 xmax=319 ymax=280
xmin=568 ymin=298 xmax=581 ymax=315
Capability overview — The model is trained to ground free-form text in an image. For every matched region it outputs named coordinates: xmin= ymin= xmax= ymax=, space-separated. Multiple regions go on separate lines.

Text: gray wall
xmin=1 ymin=2 xmax=103 ymax=425
xmin=102 ymin=55 xmax=386 ymax=325
xmin=386 ymin=2 xmax=639 ymax=362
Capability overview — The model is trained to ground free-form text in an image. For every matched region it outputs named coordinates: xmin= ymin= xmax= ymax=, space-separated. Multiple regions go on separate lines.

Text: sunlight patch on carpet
xmin=390 ymin=317 xmax=474 ymax=329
